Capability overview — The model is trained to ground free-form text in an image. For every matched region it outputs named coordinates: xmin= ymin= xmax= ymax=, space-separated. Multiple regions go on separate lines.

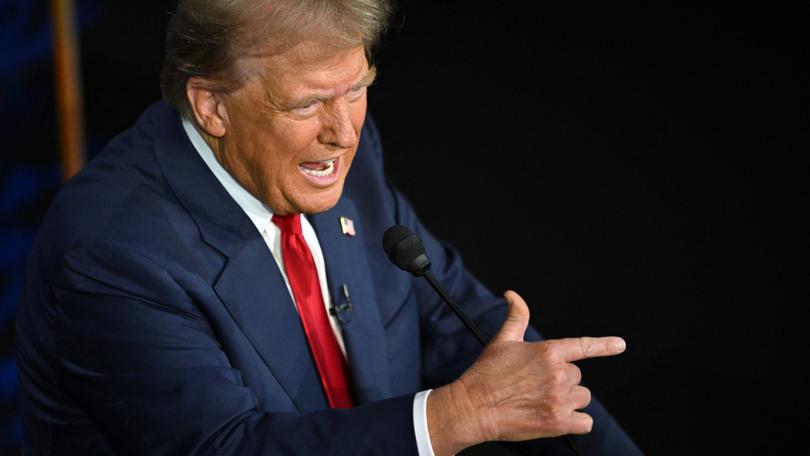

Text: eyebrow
xmin=288 ymin=67 xmax=377 ymax=108
xmin=355 ymin=66 xmax=378 ymax=89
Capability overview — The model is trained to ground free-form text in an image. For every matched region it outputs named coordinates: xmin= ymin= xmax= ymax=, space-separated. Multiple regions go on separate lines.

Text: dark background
xmin=2 ymin=1 xmax=808 ymax=454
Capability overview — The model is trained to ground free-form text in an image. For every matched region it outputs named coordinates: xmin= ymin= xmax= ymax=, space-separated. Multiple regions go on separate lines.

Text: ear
xmin=186 ymin=77 xmax=228 ymax=138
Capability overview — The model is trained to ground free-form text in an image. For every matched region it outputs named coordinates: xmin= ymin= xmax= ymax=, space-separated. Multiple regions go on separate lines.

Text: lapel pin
xmin=339 ymin=216 xmax=356 ymax=236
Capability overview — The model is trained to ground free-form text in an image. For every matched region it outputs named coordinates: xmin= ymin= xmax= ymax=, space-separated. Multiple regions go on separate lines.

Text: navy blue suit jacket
xmin=17 ymin=102 xmax=641 ymax=455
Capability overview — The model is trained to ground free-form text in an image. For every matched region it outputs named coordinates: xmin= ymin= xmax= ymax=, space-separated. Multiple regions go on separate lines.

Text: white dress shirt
xmin=182 ymin=118 xmax=435 ymax=455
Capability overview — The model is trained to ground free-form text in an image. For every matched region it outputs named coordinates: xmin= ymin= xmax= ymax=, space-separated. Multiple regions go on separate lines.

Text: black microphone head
xmin=382 ymin=225 xmax=431 ymax=276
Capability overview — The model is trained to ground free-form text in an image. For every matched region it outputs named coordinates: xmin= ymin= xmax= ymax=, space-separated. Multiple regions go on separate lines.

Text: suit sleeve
xmin=52 ymin=242 xmax=418 ymax=455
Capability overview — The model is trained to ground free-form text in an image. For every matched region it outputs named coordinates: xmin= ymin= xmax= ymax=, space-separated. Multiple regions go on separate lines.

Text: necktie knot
xmin=272 ymin=213 xmax=302 ymax=235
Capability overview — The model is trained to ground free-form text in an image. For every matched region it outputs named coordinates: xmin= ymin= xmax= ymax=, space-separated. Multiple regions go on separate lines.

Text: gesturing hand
xmin=427 ymin=291 xmax=627 ymax=456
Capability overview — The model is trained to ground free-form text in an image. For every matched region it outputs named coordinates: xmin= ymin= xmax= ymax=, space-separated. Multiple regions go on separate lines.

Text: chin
xmin=299 ymin=201 xmax=338 ymax=215
xmin=296 ymin=188 xmax=344 ymax=214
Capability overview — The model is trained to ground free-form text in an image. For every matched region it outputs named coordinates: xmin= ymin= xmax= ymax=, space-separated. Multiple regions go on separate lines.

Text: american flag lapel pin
xmin=339 ymin=216 xmax=356 ymax=236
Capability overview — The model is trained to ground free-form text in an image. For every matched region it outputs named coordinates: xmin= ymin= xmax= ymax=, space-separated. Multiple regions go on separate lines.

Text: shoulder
xmin=30 ymin=102 xmax=195 ymax=279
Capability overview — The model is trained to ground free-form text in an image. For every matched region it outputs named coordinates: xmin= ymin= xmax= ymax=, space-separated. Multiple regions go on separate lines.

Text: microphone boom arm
xmin=422 ymin=271 xmax=487 ymax=346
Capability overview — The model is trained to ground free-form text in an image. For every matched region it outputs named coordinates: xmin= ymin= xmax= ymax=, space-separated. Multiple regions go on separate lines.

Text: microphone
xmin=382 ymin=225 xmax=486 ymax=345
xmin=382 ymin=225 xmax=583 ymax=456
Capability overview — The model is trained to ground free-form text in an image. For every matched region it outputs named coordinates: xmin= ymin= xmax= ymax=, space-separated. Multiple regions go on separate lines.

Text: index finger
xmin=547 ymin=336 xmax=627 ymax=362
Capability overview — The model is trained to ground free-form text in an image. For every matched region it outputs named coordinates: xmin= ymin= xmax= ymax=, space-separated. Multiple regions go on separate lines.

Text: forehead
xmin=249 ymin=42 xmax=369 ymax=99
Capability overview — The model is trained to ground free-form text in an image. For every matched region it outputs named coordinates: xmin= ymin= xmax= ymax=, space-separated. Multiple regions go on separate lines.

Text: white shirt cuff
xmin=413 ymin=389 xmax=436 ymax=456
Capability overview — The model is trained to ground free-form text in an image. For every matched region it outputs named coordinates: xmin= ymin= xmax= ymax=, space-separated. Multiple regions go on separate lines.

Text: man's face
xmin=213 ymin=42 xmax=373 ymax=215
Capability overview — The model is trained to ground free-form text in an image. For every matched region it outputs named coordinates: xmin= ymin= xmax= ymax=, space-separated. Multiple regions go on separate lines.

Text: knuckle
xmin=531 ymin=409 xmax=559 ymax=436
xmin=544 ymin=409 xmax=565 ymax=427
xmin=579 ymin=386 xmax=592 ymax=407
xmin=571 ymin=365 xmax=582 ymax=384
xmin=550 ymin=414 xmax=566 ymax=433
xmin=549 ymin=367 xmax=567 ymax=385
xmin=567 ymin=414 xmax=593 ymax=435
xmin=546 ymin=390 xmax=563 ymax=408
xmin=578 ymin=415 xmax=594 ymax=434
xmin=537 ymin=341 xmax=558 ymax=361
xmin=578 ymin=337 xmax=594 ymax=357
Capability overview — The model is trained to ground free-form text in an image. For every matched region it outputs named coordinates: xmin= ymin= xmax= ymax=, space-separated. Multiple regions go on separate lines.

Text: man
xmin=17 ymin=0 xmax=642 ymax=454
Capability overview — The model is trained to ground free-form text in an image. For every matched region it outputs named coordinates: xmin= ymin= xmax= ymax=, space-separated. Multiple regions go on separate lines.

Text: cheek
xmin=269 ymin=120 xmax=323 ymax=158
xmin=353 ymin=97 xmax=368 ymax=129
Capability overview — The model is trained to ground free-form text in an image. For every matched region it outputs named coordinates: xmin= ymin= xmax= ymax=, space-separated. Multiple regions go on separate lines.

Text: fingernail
xmin=613 ymin=339 xmax=626 ymax=352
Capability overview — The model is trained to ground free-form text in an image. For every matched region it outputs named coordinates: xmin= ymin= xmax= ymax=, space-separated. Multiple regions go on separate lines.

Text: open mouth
xmin=299 ymin=158 xmax=337 ymax=177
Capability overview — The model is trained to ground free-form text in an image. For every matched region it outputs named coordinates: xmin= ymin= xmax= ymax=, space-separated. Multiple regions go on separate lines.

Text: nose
xmin=318 ymin=99 xmax=358 ymax=149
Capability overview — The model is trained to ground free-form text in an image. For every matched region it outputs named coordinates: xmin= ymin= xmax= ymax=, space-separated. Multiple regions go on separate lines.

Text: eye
xmin=291 ymin=101 xmax=320 ymax=117
xmin=347 ymin=86 xmax=367 ymax=101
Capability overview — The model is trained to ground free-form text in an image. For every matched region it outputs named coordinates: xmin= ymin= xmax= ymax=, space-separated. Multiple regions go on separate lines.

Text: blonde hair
xmin=161 ymin=0 xmax=391 ymax=115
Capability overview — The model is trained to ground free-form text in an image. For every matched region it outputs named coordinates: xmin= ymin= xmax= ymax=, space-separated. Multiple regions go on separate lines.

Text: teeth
xmin=300 ymin=159 xmax=336 ymax=177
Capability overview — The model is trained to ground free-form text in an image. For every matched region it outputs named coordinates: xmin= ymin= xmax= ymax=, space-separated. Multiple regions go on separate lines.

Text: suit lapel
xmin=212 ymin=223 xmax=327 ymax=411
xmin=151 ymin=103 xmax=325 ymax=411
xmin=309 ymin=198 xmax=392 ymax=404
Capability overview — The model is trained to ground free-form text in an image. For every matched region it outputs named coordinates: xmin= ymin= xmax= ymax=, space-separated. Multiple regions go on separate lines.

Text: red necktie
xmin=272 ymin=213 xmax=354 ymax=408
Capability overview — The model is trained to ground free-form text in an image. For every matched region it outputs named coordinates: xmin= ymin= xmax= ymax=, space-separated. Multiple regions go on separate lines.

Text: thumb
xmin=493 ymin=290 xmax=530 ymax=342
